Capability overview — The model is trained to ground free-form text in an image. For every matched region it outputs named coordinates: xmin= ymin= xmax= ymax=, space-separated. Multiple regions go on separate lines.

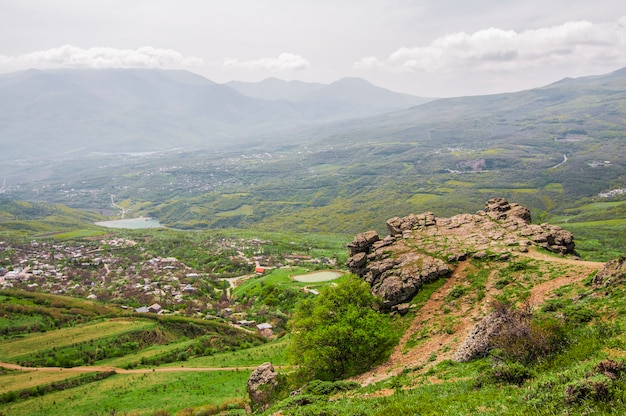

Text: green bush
xmin=563 ymin=305 xmax=597 ymax=324
xmin=446 ymin=285 xmax=466 ymax=300
xmin=488 ymin=361 xmax=534 ymax=386
xmin=304 ymin=380 xmax=360 ymax=396
xmin=288 ymin=275 xmax=398 ymax=381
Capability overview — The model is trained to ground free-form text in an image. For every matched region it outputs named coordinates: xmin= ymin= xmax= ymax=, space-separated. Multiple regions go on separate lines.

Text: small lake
xmin=95 ymin=217 xmax=162 ymax=229
xmin=292 ymin=271 xmax=343 ymax=283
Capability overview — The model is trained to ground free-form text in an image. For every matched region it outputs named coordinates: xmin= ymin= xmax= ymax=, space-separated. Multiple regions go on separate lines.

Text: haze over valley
xmin=2 ymin=2 xmax=626 ymax=415
xmin=2 ymin=66 xmax=625 ymax=257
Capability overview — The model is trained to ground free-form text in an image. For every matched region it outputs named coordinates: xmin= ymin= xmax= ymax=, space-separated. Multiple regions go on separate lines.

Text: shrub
xmin=594 ymin=359 xmax=626 ymax=380
xmin=565 ymin=376 xmax=612 ymax=404
xmin=494 ymin=277 xmax=511 ymax=289
xmin=488 ymin=361 xmax=534 ymax=386
xmin=446 ymin=285 xmax=466 ymax=300
xmin=278 ymin=394 xmax=326 ymax=409
xmin=563 ymin=305 xmax=597 ymax=324
xmin=304 ymin=380 xmax=360 ymax=396
xmin=490 ymin=300 xmax=568 ymax=365
xmin=193 ymin=404 xmax=218 ymax=416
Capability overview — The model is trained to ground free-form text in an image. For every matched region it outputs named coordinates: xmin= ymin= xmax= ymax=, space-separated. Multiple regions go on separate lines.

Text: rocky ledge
xmin=347 ymin=198 xmax=577 ymax=309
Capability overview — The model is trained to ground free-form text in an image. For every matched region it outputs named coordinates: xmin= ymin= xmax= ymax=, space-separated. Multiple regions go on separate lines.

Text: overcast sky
xmin=1 ymin=0 xmax=625 ymax=97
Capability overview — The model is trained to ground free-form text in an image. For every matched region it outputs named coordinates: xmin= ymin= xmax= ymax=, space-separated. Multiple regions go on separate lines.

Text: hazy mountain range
xmin=1 ymin=66 xmax=625 ymax=165
xmin=0 ymin=69 xmax=431 ymax=160
xmin=1 ymin=66 xmax=625 ymax=253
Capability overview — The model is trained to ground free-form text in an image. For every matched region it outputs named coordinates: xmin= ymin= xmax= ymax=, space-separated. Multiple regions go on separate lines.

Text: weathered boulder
xmin=593 ymin=256 xmax=626 ymax=288
xmin=346 ymin=251 xmax=367 ymax=269
xmin=386 ymin=212 xmax=436 ymax=236
xmin=453 ymin=312 xmax=507 ymax=362
xmin=349 ymin=243 xmax=452 ymax=309
xmin=347 ymin=230 xmax=380 ymax=256
xmin=247 ymin=362 xmax=279 ymax=411
xmin=519 ymin=223 xmax=576 ymax=255
xmin=393 ymin=302 xmax=411 ymax=315
xmin=484 ymin=197 xmax=513 ymax=220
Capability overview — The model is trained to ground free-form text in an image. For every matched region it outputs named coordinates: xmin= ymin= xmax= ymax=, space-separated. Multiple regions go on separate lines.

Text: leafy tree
xmin=288 ymin=275 xmax=397 ymax=381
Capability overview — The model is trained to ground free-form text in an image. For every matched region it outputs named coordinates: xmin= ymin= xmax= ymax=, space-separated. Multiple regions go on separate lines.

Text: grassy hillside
xmin=0 ymin=291 xmax=278 ymax=415
xmin=1 ymin=67 xmax=626 ymax=414
xmin=263 ymin=252 xmax=626 ymax=416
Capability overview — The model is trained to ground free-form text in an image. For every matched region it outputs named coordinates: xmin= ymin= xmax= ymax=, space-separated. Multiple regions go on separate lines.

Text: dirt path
xmin=523 ymin=249 xmax=603 ymax=306
xmin=0 ymin=361 xmax=276 ymax=374
xmin=223 ymin=273 xmax=256 ymax=299
xmin=354 ymin=261 xmax=476 ymax=385
xmin=354 ymin=253 xmax=605 ymax=386
xmin=522 ymin=248 xmax=604 ymax=268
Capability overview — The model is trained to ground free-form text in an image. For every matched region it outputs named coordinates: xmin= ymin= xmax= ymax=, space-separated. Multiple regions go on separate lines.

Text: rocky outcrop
xmin=347 ymin=230 xmax=380 ymax=255
xmin=347 ymin=198 xmax=578 ymax=308
xmin=453 ymin=312 xmax=507 ymax=362
xmin=247 ymin=362 xmax=279 ymax=411
xmin=593 ymin=256 xmax=626 ymax=288
xmin=347 ymin=230 xmax=451 ymax=309
xmin=386 ymin=212 xmax=436 ymax=236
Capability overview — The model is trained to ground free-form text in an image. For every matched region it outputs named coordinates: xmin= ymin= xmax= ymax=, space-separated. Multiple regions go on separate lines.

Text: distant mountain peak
xmin=330 ymin=77 xmax=374 ymax=86
xmin=0 ymin=68 xmax=430 ymax=160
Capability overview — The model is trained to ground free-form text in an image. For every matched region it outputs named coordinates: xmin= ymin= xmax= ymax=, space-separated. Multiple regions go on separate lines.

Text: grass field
xmin=96 ymin=338 xmax=197 ymax=368
xmin=0 ymin=319 xmax=155 ymax=361
xmin=552 ymin=218 xmax=626 ymax=261
xmin=161 ymin=339 xmax=289 ymax=368
xmin=0 ymin=297 xmax=289 ymax=416
xmin=0 ymin=338 xmax=288 ymax=415
xmin=0 ymin=370 xmax=84 ymax=395
xmin=233 ymin=267 xmax=346 ymax=298
xmin=1 ymin=370 xmax=249 ymax=416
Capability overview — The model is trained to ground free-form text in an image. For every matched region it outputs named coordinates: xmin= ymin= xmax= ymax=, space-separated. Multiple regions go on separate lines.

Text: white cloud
xmin=354 ymin=18 xmax=626 ymax=73
xmin=0 ymin=45 xmax=204 ymax=70
xmin=223 ymin=53 xmax=310 ymax=71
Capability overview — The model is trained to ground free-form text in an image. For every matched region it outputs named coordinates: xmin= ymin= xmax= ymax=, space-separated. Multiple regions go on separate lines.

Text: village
xmin=0 ymin=236 xmax=335 ymax=336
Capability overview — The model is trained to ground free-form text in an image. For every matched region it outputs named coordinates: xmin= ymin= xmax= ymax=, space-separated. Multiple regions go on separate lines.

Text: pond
xmin=95 ymin=217 xmax=162 ymax=229
xmin=292 ymin=271 xmax=342 ymax=283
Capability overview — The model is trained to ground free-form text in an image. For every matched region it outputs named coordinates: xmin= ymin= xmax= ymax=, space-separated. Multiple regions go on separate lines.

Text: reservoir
xmin=292 ymin=271 xmax=343 ymax=283
xmin=95 ymin=217 xmax=162 ymax=229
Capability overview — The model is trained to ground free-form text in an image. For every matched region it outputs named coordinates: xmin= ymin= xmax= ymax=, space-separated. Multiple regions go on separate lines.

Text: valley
xmin=3 ymin=68 xmax=626 ymax=261
xmin=1 ymin=66 xmax=626 ymax=415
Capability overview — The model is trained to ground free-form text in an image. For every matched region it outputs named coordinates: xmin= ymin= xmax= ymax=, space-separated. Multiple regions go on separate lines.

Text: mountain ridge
xmin=0 ymin=68 xmax=429 ymax=160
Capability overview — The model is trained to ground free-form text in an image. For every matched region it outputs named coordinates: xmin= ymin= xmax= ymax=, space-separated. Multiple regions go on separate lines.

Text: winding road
xmin=549 ymin=153 xmax=568 ymax=169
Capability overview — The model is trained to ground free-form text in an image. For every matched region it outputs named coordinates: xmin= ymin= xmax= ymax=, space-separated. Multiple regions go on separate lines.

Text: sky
xmin=1 ymin=0 xmax=626 ymax=97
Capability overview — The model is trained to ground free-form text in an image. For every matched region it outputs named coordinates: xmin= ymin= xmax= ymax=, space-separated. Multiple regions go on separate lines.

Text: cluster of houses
xmin=0 ymin=237 xmax=334 ymax=338
xmin=598 ymin=187 xmax=626 ymax=198
xmin=0 ymin=239 xmax=216 ymax=306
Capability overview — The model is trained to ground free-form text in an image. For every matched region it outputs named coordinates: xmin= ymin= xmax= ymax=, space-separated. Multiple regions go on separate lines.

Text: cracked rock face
xmin=347 ymin=198 xmax=577 ymax=308
xmin=593 ymin=256 xmax=626 ymax=288
xmin=247 ymin=362 xmax=279 ymax=411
